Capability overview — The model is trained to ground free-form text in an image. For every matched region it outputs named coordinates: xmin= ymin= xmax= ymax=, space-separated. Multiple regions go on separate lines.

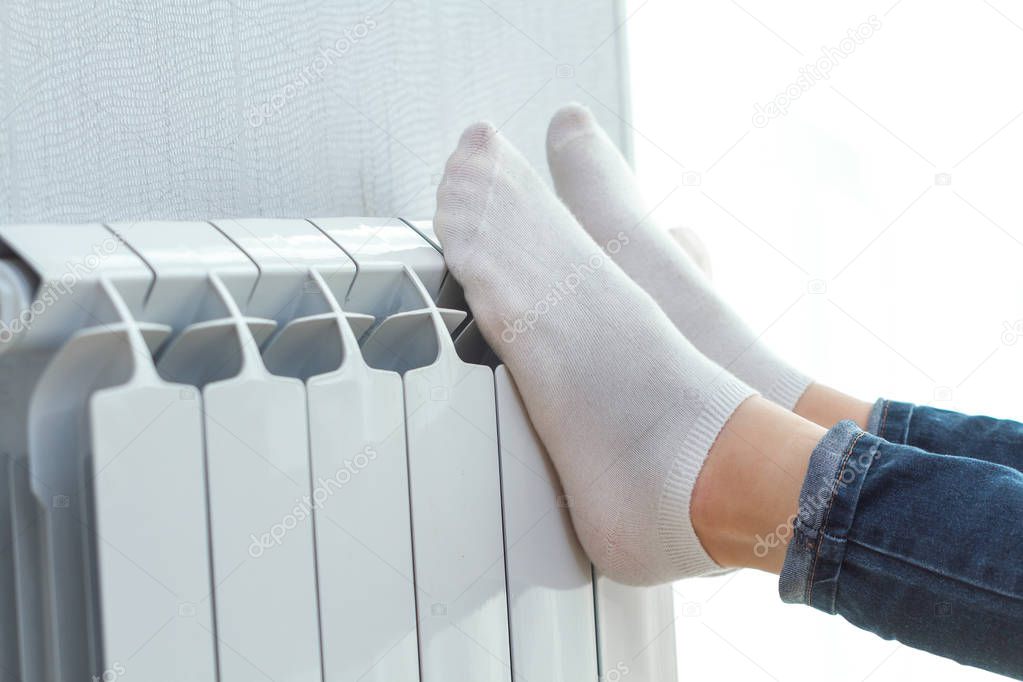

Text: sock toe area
xmin=434 ymin=122 xmax=505 ymax=250
xmin=546 ymin=102 xmax=601 ymax=154
xmin=442 ymin=121 xmax=501 ymax=182
xmin=455 ymin=121 xmax=498 ymax=153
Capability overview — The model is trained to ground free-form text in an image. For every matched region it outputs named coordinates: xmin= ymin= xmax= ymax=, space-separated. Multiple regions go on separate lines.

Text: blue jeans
xmin=779 ymin=400 xmax=1023 ymax=679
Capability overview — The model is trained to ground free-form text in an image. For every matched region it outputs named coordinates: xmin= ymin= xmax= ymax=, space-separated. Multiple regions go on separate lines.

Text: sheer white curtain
xmin=0 ymin=0 xmax=630 ymax=223
xmin=623 ymin=1 xmax=1023 ymax=680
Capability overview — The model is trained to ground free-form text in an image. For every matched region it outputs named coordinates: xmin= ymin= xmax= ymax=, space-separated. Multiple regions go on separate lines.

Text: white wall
xmin=624 ymin=1 xmax=1023 ymax=680
xmin=0 ymin=0 xmax=630 ymax=223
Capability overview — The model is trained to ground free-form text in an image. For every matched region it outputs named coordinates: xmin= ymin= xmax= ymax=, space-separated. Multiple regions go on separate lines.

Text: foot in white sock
xmin=668 ymin=225 xmax=712 ymax=278
xmin=546 ymin=104 xmax=812 ymax=410
xmin=434 ymin=122 xmax=755 ymax=585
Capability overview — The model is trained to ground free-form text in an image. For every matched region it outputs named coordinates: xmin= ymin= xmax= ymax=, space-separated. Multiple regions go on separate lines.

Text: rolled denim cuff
xmin=778 ymin=420 xmax=880 ymax=611
xmin=866 ymin=398 xmax=915 ymax=444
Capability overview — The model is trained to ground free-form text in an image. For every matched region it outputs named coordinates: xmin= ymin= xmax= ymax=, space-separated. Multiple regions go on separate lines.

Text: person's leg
xmin=675 ymin=385 xmax=1023 ymax=678
xmin=793 ymin=382 xmax=872 ymax=429
xmin=691 ymin=396 xmax=823 ymax=573
xmin=436 ymin=122 xmax=1023 ymax=678
xmin=433 ymin=121 xmax=843 ymax=584
xmin=708 ymin=393 xmax=1023 ymax=678
xmin=762 ymin=384 xmax=1023 ymax=473
xmin=867 ymin=399 xmax=1023 ymax=471
xmin=687 ymin=382 xmax=1023 ymax=680
xmin=779 ymin=420 xmax=1023 ymax=679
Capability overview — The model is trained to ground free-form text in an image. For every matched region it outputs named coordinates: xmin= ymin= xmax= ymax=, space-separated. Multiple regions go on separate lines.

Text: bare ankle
xmin=692 ymin=396 xmax=826 ymax=573
xmin=794 ymin=383 xmax=872 ymax=431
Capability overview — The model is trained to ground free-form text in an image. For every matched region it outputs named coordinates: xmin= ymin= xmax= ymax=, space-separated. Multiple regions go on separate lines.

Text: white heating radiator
xmin=0 ymin=218 xmax=678 ymax=682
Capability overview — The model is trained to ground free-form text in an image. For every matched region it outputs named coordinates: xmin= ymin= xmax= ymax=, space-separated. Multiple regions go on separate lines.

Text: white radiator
xmin=0 ymin=218 xmax=678 ymax=682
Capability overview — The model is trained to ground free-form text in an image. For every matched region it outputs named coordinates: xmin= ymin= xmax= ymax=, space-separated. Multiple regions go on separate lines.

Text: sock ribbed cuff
xmin=657 ymin=378 xmax=756 ymax=580
xmin=762 ymin=365 xmax=813 ymax=412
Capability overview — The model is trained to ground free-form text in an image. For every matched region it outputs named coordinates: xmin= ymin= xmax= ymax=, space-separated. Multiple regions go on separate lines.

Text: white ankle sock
xmin=434 ymin=122 xmax=755 ymax=584
xmin=546 ymin=104 xmax=813 ymax=410
xmin=668 ymin=225 xmax=712 ymax=278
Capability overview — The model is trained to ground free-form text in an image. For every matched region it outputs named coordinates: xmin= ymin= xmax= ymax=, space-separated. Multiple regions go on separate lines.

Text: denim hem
xmin=866 ymin=398 xmax=886 ymax=436
xmin=778 ymin=420 xmax=877 ymax=610
xmin=866 ymin=398 xmax=915 ymax=444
